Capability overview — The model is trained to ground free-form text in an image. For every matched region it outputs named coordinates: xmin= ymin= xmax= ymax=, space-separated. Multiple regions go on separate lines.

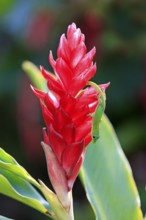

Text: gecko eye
xmin=92 ymin=135 xmax=99 ymax=142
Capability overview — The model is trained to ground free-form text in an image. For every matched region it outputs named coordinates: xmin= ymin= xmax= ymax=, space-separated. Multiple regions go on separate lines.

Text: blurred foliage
xmin=0 ymin=0 xmax=146 ymax=219
xmin=0 ymin=0 xmax=16 ymax=16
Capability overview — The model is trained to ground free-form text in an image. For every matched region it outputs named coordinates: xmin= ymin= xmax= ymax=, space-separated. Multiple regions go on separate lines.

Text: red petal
xmin=77 ymin=87 xmax=97 ymax=103
xmin=49 ymin=124 xmax=66 ymax=162
xmin=31 ymin=86 xmax=45 ymax=100
xmin=77 ymin=87 xmax=99 ymax=113
xmin=55 ymin=58 xmax=72 ymax=89
xmin=71 ymin=105 xmax=89 ymax=126
xmin=75 ymin=118 xmax=92 ymax=142
xmin=62 ymin=141 xmax=84 ymax=176
xmin=67 ymin=23 xmax=77 ymax=40
xmin=53 ymin=106 xmax=72 ymax=132
xmin=70 ymin=42 xmax=86 ymax=68
xmin=40 ymin=101 xmax=53 ymax=125
xmin=44 ymin=91 xmax=59 ymax=112
xmin=42 ymin=127 xmax=49 ymax=145
xmin=79 ymin=63 xmax=97 ymax=82
xmin=88 ymin=101 xmax=98 ymax=113
xmin=84 ymin=133 xmax=92 ymax=147
xmin=68 ymin=64 xmax=96 ymax=96
xmin=40 ymin=66 xmax=55 ymax=80
xmin=74 ymin=47 xmax=96 ymax=76
xmin=40 ymin=66 xmax=65 ymax=95
xmin=67 ymin=149 xmax=85 ymax=190
xmin=60 ymin=94 xmax=76 ymax=113
xmin=99 ymin=82 xmax=110 ymax=91
xmin=68 ymin=28 xmax=82 ymax=50
xmin=57 ymin=34 xmax=70 ymax=62
xmin=61 ymin=123 xmax=75 ymax=144
xmin=48 ymin=51 xmax=56 ymax=70
xmin=49 ymin=52 xmax=67 ymax=90
xmin=47 ymin=81 xmax=65 ymax=96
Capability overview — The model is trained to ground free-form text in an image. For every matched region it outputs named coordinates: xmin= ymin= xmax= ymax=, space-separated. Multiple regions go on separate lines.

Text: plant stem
xmin=69 ymin=191 xmax=74 ymax=220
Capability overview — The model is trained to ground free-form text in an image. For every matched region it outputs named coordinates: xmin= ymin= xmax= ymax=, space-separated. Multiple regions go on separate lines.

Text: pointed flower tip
xmin=40 ymin=65 xmax=47 ymax=75
xmin=40 ymin=65 xmax=49 ymax=79
xmin=40 ymin=65 xmax=43 ymax=70
xmin=31 ymin=85 xmax=45 ymax=100
xmin=49 ymin=50 xmax=52 ymax=57
xmin=100 ymin=82 xmax=110 ymax=90
xmin=41 ymin=141 xmax=50 ymax=153
xmin=69 ymin=22 xmax=76 ymax=30
xmin=107 ymin=82 xmax=111 ymax=87
xmin=42 ymin=128 xmax=49 ymax=144
xmin=30 ymin=84 xmax=39 ymax=96
xmin=48 ymin=50 xmax=56 ymax=68
xmin=72 ymin=22 xmax=76 ymax=27
xmin=92 ymin=46 xmax=96 ymax=53
xmin=30 ymin=84 xmax=34 ymax=90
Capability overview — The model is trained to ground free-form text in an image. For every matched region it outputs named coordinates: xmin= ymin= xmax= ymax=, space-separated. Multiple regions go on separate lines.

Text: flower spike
xmin=32 ymin=23 xmax=109 ymax=213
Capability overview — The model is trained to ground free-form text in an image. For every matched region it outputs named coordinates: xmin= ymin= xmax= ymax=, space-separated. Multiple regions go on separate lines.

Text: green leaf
xmin=80 ymin=114 xmax=143 ymax=220
xmin=0 ymin=216 xmax=13 ymax=220
xmin=0 ymin=148 xmax=53 ymax=218
xmin=0 ymin=174 xmax=52 ymax=217
xmin=0 ymin=148 xmax=40 ymax=189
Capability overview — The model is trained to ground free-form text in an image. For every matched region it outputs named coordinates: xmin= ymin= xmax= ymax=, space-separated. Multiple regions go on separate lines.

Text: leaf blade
xmin=0 ymin=148 xmax=53 ymax=218
xmin=80 ymin=114 xmax=143 ymax=220
xmin=0 ymin=172 xmax=52 ymax=217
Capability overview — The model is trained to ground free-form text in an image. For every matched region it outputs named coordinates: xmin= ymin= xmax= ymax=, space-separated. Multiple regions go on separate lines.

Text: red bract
xmin=32 ymin=23 xmax=106 ymax=207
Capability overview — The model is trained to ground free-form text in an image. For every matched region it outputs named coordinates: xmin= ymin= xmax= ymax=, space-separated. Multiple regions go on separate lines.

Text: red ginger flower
xmin=32 ymin=23 xmax=106 ymax=208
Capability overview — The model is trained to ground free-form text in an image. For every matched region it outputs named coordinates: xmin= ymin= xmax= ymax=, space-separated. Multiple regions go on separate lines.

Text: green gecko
xmin=88 ymin=81 xmax=107 ymax=143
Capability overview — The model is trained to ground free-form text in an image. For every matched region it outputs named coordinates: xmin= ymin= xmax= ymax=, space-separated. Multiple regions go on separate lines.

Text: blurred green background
xmin=0 ymin=0 xmax=146 ymax=219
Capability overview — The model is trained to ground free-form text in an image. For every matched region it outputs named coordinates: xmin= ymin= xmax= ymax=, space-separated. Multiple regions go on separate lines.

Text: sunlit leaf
xmin=80 ymin=114 xmax=143 ymax=220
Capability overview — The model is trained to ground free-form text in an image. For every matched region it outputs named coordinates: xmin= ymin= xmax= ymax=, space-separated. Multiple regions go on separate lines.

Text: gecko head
xmin=92 ymin=135 xmax=99 ymax=143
